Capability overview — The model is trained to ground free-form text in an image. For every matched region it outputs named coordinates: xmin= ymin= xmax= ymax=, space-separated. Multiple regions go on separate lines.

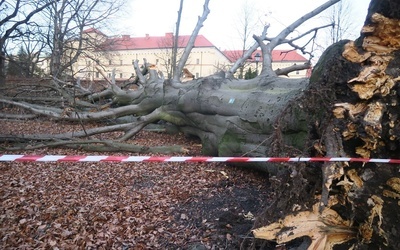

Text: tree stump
xmin=252 ymin=1 xmax=400 ymax=248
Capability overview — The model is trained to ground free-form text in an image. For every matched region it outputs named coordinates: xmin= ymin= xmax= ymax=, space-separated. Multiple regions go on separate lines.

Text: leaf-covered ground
xmin=0 ymin=120 xmax=271 ymax=249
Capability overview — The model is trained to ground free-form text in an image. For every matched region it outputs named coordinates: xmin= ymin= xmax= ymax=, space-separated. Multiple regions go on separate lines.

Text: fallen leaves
xmin=0 ymin=160 xmax=226 ymax=248
xmin=0 ymin=129 xmax=269 ymax=249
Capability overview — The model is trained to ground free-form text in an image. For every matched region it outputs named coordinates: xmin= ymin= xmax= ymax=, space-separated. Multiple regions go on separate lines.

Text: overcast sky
xmin=115 ymin=0 xmax=370 ymax=51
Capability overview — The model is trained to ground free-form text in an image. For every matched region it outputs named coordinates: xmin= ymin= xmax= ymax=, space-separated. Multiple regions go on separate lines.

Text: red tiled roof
xmin=272 ymin=50 xmax=308 ymax=61
xmin=83 ymin=29 xmax=308 ymax=62
xmin=223 ymin=49 xmax=308 ymax=63
xmin=84 ymin=30 xmax=215 ymax=51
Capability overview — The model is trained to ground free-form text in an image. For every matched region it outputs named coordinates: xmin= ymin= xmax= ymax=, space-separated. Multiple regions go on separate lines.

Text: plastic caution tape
xmin=1 ymin=155 xmax=400 ymax=163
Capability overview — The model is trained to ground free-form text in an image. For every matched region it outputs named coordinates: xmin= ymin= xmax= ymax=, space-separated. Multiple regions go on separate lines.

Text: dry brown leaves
xmin=0 ymin=120 xmax=269 ymax=249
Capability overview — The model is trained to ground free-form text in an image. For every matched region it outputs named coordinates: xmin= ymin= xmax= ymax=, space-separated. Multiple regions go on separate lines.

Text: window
xmin=120 ymin=73 xmax=123 ymax=78
xmin=156 ymin=59 xmax=159 ymax=64
xmin=196 ymin=58 xmax=200 ymax=64
xmin=108 ymin=73 xmax=111 ymax=78
xmin=87 ymin=60 xmax=91 ymax=66
xmin=296 ymin=71 xmax=299 ymax=75
xmin=96 ymin=72 xmax=99 ymax=78
xmin=109 ymin=60 xmax=112 ymax=65
xmin=132 ymin=59 xmax=135 ymax=65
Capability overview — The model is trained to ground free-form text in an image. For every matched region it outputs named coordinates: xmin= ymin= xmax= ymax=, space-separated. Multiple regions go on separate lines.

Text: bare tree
xmin=156 ymin=34 xmax=186 ymax=80
xmin=311 ymin=0 xmax=359 ymax=60
xmin=0 ymin=0 xmax=56 ymax=86
xmin=327 ymin=0 xmax=355 ymax=44
xmin=235 ymin=0 xmax=260 ymax=79
xmin=41 ymin=0 xmax=123 ymax=79
xmin=6 ymin=26 xmax=48 ymax=78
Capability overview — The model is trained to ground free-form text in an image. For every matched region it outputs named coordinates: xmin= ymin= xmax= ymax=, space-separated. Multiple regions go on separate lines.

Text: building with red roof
xmin=223 ymin=49 xmax=308 ymax=63
xmin=223 ymin=50 xmax=309 ymax=78
xmin=73 ymin=28 xmax=309 ymax=81
xmin=101 ymin=33 xmax=215 ymax=51
xmin=74 ymin=29 xmax=229 ymax=81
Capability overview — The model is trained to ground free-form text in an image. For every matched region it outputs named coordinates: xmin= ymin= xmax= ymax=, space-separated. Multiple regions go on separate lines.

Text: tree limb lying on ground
xmin=4 ymin=0 xmax=400 ymax=249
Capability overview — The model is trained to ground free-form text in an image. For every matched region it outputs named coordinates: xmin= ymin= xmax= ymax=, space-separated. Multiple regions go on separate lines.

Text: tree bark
xmin=251 ymin=0 xmax=400 ymax=248
xmin=172 ymin=0 xmax=184 ymax=80
xmin=0 ymin=47 xmax=6 ymax=87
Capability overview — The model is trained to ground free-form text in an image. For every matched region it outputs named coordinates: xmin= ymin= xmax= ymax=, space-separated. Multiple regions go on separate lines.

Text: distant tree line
xmin=0 ymin=0 xmax=124 ymax=86
xmin=6 ymin=46 xmax=44 ymax=78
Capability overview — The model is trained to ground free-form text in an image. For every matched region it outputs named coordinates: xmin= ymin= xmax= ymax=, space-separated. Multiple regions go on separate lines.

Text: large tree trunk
xmin=167 ymin=75 xmax=309 ymax=173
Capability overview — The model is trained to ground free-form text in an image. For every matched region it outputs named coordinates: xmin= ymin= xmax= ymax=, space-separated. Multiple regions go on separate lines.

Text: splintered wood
xmin=338 ymin=13 xmax=400 ymax=158
xmin=252 ymin=203 xmax=355 ymax=250
xmin=254 ymin=12 xmax=400 ymax=249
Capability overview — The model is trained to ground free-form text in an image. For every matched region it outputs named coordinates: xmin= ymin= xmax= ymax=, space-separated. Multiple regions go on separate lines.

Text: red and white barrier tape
xmin=1 ymin=155 xmax=400 ymax=163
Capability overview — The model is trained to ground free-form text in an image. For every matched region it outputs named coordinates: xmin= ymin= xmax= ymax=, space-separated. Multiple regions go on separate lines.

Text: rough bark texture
xmin=251 ymin=0 xmax=400 ymax=249
xmin=173 ymin=76 xmax=308 ymax=173
xmin=1 ymin=73 xmax=309 ymax=174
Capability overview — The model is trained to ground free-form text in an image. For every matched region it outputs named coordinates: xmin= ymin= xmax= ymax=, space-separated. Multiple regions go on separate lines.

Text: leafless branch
xmin=253 ymin=34 xmax=276 ymax=77
xmin=268 ymin=0 xmax=340 ymax=50
xmin=255 ymin=0 xmax=340 ymax=78
xmin=227 ymin=24 xmax=270 ymax=78
xmin=274 ymin=62 xmax=311 ymax=76
xmin=1 ymin=1 xmax=55 ymax=42
xmin=133 ymin=60 xmax=146 ymax=85
xmin=265 ymin=23 xmax=334 ymax=59
xmin=281 ymin=23 xmax=334 ymax=45
xmin=172 ymin=0 xmax=184 ymax=79
xmin=172 ymin=0 xmax=210 ymax=84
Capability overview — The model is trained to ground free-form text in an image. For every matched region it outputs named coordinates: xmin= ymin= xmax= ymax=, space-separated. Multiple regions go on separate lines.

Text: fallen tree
xmin=0 ymin=0 xmax=330 ymax=173
xmin=1 ymin=0 xmax=400 ymax=248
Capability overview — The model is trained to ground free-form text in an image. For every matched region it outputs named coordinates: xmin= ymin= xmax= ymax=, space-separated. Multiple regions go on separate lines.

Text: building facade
xmin=72 ymin=29 xmax=309 ymax=81
xmin=74 ymin=29 xmax=230 ymax=81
